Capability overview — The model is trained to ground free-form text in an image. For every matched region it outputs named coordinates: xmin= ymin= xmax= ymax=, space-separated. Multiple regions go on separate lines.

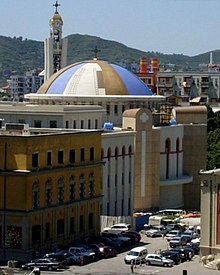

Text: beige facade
xmin=199 ymin=169 xmax=220 ymax=258
xmin=123 ymin=108 xmax=160 ymax=211
xmin=173 ymin=106 xmax=207 ymax=210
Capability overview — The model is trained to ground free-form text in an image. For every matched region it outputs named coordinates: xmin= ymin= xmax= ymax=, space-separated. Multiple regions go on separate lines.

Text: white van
xmin=124 ymin=246 xmax=148 ymax=264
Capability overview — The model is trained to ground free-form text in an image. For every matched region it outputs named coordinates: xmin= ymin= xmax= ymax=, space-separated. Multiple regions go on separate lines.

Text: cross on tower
xmin=53 ymin=1 xmax=60 ymax=13
xmin=93 ymin=46 xmax=100 ymax=60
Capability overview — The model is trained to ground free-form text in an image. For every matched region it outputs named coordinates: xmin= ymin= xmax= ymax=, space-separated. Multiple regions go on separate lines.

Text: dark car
xmin=186 ymin=242 xmax=200 ymax=254
xmin=160 ymin=250 xmax=181 ymax=265
xmin=68 ymin=246 xmax=96 ymax=262
xmin=101 ymin=231 xmax=131 ymax=245
xmin=116 ymin=230 xmax=140 ymax=244
xmin=22 ymin=258 xmax=62 ymax=271
xmin=170 ymin=247 xmax=193 ymax=262
xmin=99 ymin=236 xmax=124 ymax=250
xmin=43 ymin=250 xmax=68 ymax=266
xmin=65 ymin=252 xmax=86 ymax=266
xmin=89 ymin=242 xmax=117 ymax=258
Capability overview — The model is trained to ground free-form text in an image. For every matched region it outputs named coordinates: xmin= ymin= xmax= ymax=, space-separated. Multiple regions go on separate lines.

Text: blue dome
xmin=38 ymin=60 xmax=153 ymax=96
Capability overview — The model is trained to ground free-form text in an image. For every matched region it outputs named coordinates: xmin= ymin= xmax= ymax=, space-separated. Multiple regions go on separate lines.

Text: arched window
xmin=115 ymin=147 xmax=118 ymax=160
xmin=107 ymin=148 xmax=111 ymax=161
xmin=45 ymin=178 xmax=52 ymax=206
xmin=165 ymin=138 xmax=171 ymax=179
xmin=69 ymin=176 xmax=75 ymax=200
xmin=128 ymin=145 xmax=132 ymax=157
xmin=33 ymin=180 xmax=40 ymax=209
xmin=122 ymin=146 xmax=126 ymax=159
xmin=89 ymin=173 xmax=95 ymax=197
xmin=79 ymin=174 xmax=85 ymax=199
xmin=176 ymin=138 xmax=180 ymax=178
xmin=58 ymin=177 xmax=64 ymax=203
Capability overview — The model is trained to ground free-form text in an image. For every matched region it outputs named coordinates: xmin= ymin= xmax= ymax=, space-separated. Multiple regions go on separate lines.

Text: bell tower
xmin=44 ymin=1 xmax=68 ymax=81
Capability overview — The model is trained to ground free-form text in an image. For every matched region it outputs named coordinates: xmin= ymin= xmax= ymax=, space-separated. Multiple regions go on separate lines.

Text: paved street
xmin=1 ymin=232 xmax=219 ymax=275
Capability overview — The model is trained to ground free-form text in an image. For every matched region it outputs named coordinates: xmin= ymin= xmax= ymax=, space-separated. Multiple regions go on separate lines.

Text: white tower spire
xmin=44 ymin=1 xmax=68 ymax=81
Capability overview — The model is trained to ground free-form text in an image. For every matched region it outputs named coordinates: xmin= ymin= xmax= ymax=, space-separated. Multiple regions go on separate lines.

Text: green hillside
xmin=0 ymin=33 xmax=218 ymax=86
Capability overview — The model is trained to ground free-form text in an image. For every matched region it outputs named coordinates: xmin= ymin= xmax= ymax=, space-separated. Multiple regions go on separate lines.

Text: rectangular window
xmin=69 ymin=217 xmax=75 ymax=234
xmin=73 ymin=120 xmax=76 ymax=129
xmin=80 ymin=148 xmax=85 ymax=162
xmin=114 ymin=105 xmax=118 ymax=115
xmin=106 ymin=104 xmax=110 ymax=115
xmin=114 ymin=201 xmax=117 ymax=216
xmin=58 ymin=150 xmax=64 ymax=164
xmin=122 ymin=105 xmax=125 ymax=113
xmin=80 ymin=120 xmax=84 ymax=129
xmin=50 ymin=120 xmax=57 ymax=128
xmin=34 ymin=120 xmax=41 ymax=128
xmin=69 ymin=149 xmax=75 ymax=163
xmin=95 ymin=119 xmax=98 ymax=129
xmin=79 ymin=215 xmax=84 ymax=231
xmin=65 ymin=121 xmax=69 ymax=129
xmin=88 ymin=119 xmax=91 ymax=129
xmin=45 ymin=222 xmax=50 ymax=239
xmin=57 ymin=219 xmax=64 ymax=235
xmin=47 ymin=151 xmax=52 ymax=166
xmin=107 ymin=202 xmax=110 ymax=216
xmin=18 ymin=119 xmax=25 ymax=124
xmin=32 ymin=153 xmax=39 ymax=167
xmin=88 ymin=213 xmax=94 ymax=229
xmin=90 ymin=147 xmax=94 ymax=161
xmin=32 ymin=225 xmax=41 ymax=243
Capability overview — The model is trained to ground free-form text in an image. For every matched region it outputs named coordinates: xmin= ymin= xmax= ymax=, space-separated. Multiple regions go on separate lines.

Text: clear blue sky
xmin=1 ymin=0 xmax=220 ymax=57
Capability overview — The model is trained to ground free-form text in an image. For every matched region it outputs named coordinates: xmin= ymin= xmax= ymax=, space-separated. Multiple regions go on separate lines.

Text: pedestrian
xmin=130 ymin=259 xmax=134 ymax=273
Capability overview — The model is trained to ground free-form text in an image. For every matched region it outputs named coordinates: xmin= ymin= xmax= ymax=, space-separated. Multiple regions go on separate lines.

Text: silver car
xmin=145 ymin=254 xmax=174 ymax=267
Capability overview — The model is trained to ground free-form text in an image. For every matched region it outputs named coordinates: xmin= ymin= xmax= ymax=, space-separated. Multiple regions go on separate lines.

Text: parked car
xmin=165 ymin=223 xmax=185 ymax=233
xmin=169 ymin=236 xmax=188 ymax=248
xmin=22 ymin=258 xmax=62 ymax=271
xmin=43 ymin=250 xmax=68 ymax=266
xmin=181 ymin=230 xmax=197 ymax=242
xmin=68 ymin=246 xmax=96 ymax=262
xmin=186 ymin=242 xmax=200 ymax=255
xmin=100 ymin=231 xmax=131 ymax=246
xmin=117 ymin=230 xmax=141 ymax=244
xmin=124 ymin=246 xmax=148 ymax=264
xmin=89 ymin=243 xmax=117 ymax=258
xmin=170 ymin=247 xmax=193 ymax=262
xmin=145 ymin=254 xmax=174 ymax=267
xmin=160 ymin=250 xmax=181 ymax=265
xmin=191 ymin=237 xmax=200 ymax=244
xmin=145 ymin=225 xmax=167 ymax=238
xmin=99 ymin=236 xmax=124 ymax=250
xmin=65 ymin=252 xmax=86 ymax=266
xmin=105 ymin=223 xmax=132 ymax=231
xmin=166 ymin=230 xmax=182 ymax=241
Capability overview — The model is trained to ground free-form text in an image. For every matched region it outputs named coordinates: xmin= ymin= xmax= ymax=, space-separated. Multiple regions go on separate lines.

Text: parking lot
xmin=2 ymin=220 xmax=220 ymax=275
xmin=68 ymin=234 xmax=218 ymax=275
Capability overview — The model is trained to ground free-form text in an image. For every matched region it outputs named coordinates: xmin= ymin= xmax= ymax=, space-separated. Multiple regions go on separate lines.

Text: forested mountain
xmin=0 ymin=33 xmax=219 ymax=86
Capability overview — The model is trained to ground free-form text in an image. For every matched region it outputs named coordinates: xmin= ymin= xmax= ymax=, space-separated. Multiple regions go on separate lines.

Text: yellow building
xmin=0 ymin=124 xmax=103 ymax=261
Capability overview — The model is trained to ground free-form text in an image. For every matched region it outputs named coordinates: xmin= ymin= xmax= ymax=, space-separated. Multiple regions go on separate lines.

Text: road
xmin=1 ymin=232 xmax=219 ymax=275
